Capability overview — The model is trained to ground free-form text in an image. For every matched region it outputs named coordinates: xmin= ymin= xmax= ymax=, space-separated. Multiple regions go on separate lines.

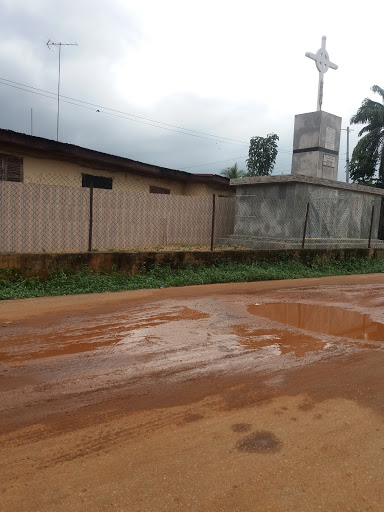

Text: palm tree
xmin=350 ymin=85 xmax=384 ymax=179
xmin=220 ymin=163 xmax=246 ymax=179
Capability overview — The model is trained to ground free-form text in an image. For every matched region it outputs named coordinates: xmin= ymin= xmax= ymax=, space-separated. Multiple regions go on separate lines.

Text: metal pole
xmin=88 ymin=184 xmax=94 ymax=252
xmin=317 ymin=77 xmax=323 ymax=111
xmin=302 ymin=202 xmax=310 ymax=249
xmin=30 ymin=108 xmax=33 ymax=136
xmin=368 ymin=205 xmax=375 ymax=249
xmin=210 ymin=194 xmax=216 ymax=251
xmin=346 ymin=126 xmax=350 ymax=183
xmin=46 ymin=40 xmax=77 ymax=141
xmin=57 ymin=43 xmax=61 ymax=142
xmin=342 ymin=126 xmax=353 ymax=183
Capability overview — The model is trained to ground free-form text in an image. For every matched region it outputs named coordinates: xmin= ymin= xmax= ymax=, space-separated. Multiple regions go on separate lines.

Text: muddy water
xmin=248 ymin=302 xmax=384 ymax=342
xmin=232 ymin=326 xmax=326 ymax=357
xmin=2 ymin=299 xmax=383 ymax=375
xmin=229 ymin=302 xmax=384 ymax=357
xmin=0 ymin=306 xmax=209 ymax=363
xmin=3 ymin=296 xmax=353 ymax=414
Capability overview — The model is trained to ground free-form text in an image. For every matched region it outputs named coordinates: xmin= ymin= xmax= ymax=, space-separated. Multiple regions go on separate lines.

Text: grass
xmin=1 ymin=255 xmax=384 ymax=300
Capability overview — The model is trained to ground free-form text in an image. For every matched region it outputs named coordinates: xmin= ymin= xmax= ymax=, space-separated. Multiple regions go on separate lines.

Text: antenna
xmin=46 ymin=39 xmax=78 ymax=141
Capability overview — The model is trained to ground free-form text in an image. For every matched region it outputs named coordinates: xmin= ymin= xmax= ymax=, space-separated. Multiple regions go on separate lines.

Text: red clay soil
xmin=1 ymin=274 xmax=384 ymax=512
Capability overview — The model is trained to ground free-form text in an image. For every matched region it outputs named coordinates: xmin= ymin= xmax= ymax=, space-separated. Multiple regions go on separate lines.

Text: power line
xmin=0 ymin=76 xmax=294 ymax=153
xmin=0 ymin=76 xmax=249 ymax=146
xmin=182 ymin=155 xmax=248 ymax=169
xmin=0 ymin=77 xmax=248 ymax=146
xmin=182 ymin=149 xmax=295 ymax=171
xmin=94 ymin=109 xmax=250 ymax=145
xmin=0 ymin=77 xmax=243 ymax=145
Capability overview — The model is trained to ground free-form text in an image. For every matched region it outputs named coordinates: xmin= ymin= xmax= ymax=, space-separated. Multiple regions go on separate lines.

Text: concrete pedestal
xmin=291 ymin=111 xmax=342 ymax=181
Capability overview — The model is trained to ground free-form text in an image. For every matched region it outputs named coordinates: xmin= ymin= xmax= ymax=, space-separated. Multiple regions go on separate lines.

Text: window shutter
xmin=0 ymin=156 xmax=4 ymax=180
xmin=6 ymin=156 xmax=23 ymax=182
xmin=0 ymin=154 xmax=23 ymax=182
xmin=149 ymin=185 xmax=170 ymax=195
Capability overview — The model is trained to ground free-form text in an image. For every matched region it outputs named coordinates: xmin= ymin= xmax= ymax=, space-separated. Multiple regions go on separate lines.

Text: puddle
xmin=232 ymin=326 xmax=325 ymax=357
xmin=0 ymin=306 xmax=210 ymax=363
xmin=248 ymin=303 xmax=384 ymax=343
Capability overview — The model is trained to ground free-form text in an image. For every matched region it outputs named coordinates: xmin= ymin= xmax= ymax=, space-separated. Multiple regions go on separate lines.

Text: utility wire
xmin=182 ymin=150 xmax=295 ymax=170
xmin=0 ymin=76 xmax=294 ymax=152
xmin=0 ymin=77 xmax=248 ymax=146
xmin=0 ymin=77 xmax=246 ymax=145
xmin=182 ymin=155 xmax=248 ymax=169
xmin=181 ymin=149 xmax=295 ymax=169
xmin=0 ymin=77 xmax=247 ymax=146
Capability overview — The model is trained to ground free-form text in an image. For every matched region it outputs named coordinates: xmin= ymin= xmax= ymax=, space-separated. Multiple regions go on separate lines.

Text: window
xmin=82 ymin=173 xmax=112 ymax=189
xmin=0 ymin=154 xmax=23 ymax=182
xmin=150 ymin=185 xmax=170 ymax=195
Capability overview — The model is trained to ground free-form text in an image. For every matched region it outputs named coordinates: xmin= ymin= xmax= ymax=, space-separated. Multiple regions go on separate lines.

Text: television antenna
xmin=46 ymin=39 xmax=78 ymax=141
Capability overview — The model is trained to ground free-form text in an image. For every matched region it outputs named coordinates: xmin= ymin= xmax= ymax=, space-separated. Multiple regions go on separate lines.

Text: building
xmin=0 ymin=129 xmax=232 ymax=196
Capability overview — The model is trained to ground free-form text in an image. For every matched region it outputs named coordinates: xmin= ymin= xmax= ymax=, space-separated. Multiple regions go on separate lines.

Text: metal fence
xmin=0 ymin=175 xmax=236 ymax=254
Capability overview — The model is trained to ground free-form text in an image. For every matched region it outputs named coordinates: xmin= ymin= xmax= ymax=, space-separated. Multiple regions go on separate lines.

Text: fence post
xmin=302 ymin=202 xmax=310 ymax=249
xmin=368 ymin=204 xmax=375 ymax=249
xmin=88 ymin=184 xmax=94 ymax=252
xmin=210 ymin=194 xmax=216 ymax=251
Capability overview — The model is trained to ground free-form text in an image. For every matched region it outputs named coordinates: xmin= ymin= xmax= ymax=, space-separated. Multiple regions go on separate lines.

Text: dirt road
xmin=1 ymin=274 xmax=384 ymax=511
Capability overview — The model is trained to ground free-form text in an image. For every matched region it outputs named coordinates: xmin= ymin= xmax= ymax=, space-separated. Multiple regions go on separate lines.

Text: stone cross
xmin=305 ymin=36 xmax=338 ymax=111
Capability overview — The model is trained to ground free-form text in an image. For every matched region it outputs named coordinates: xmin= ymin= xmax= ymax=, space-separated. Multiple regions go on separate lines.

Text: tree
xmin=220 ymin=162 xmax=246 ymax=179
xmin=349 ymin=140 xmax=378 ymax=183
xmin=350 ymin=85 xmax=384 ymax=181
xmin=246 ymin=133 xmax=279 ymax=177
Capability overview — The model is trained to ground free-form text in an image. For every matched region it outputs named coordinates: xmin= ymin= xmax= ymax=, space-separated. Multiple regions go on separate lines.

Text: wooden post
xmin=88 ymin=184 xmax=94 ymax=252
xmin=302 ymin=202 xmax=310 ymax=249
xmin=210 ymin=194 xmax=216 ymax=251
xmin=368 ymin=204 xmax=375 ymax=249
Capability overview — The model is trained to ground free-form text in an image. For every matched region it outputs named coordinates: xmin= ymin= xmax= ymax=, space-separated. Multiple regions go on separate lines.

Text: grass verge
xmin=1 ymin=255 xmax=384 ymax=300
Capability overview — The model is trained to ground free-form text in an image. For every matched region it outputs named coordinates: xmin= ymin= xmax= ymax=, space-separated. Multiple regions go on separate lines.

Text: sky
xmin=0 ymin=0 xmax=383 ymax=181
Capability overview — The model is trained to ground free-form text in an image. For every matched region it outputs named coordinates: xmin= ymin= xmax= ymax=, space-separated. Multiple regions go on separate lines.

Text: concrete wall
xmin=230 ymin=175 xmax=384 ymax=241
xmin=1 ymin=248 xmax=382 ymax=278
xmin=234 ymin=182 xmax=306 ymax=238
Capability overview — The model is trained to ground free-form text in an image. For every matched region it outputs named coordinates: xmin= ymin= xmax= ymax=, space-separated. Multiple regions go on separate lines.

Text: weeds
xmin=1 ymin=255 xmax=383 ymax=300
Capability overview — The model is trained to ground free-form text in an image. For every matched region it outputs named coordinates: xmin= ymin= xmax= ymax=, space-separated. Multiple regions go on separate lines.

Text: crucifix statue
xmin=305 ymin=36 xmax=338 ymax=111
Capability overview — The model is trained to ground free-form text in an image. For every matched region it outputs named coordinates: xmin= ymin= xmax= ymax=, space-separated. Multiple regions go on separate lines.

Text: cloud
xmin=0 ymin=0 xmax=382 ymax=181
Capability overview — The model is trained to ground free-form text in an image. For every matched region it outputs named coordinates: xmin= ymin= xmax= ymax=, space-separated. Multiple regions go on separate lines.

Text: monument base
xmin=218 ymin=175 xmax=384 ymax=250
xmin=291 ymin=111 xmax=342 ymax=181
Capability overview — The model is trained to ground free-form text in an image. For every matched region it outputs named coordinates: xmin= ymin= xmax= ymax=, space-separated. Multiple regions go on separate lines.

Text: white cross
xmin=305 ymin=36 xmax=338 ymax=111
